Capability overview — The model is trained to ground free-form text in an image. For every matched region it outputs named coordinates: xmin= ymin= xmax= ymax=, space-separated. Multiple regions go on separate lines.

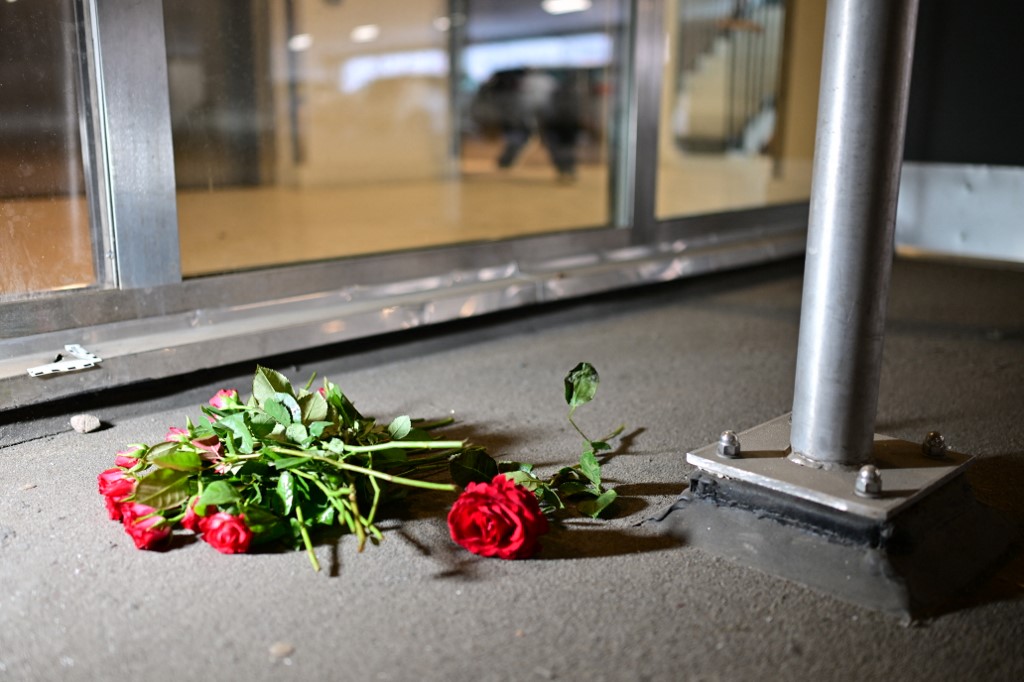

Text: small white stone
xmin=70 ymin=414 xmax=102 ymax=433
xmin=268 ymin=641 xmax=295 ymax=659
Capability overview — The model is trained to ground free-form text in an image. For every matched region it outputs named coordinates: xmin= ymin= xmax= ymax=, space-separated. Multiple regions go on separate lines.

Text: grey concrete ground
xmin=2 ymin=257 xmax=1023 ymax=681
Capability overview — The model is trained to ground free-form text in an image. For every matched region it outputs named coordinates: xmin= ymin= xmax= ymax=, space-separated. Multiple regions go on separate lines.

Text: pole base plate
xmin=656 ymin=415 xmax=1014 ymax=618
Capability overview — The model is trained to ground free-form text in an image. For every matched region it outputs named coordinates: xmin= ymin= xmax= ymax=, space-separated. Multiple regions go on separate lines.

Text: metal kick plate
xmin=686 ymin=414 xmax=973 ymax=521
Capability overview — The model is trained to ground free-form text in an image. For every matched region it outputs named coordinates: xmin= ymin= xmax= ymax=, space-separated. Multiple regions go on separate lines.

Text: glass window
xmin=656 ymin=0 xmax=819 ymax=219
xmin=0 ymin=0 xmax=94 ymax=297
xmin=163 ymin=0 xmax=627 ymax=277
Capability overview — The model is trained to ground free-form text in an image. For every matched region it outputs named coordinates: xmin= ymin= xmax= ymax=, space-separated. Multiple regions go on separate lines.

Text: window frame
xmin=0 ymin=0 xmax=809 ymax=410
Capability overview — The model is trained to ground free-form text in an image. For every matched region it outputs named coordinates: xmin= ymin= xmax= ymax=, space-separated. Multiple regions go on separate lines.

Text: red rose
xmin=181 ymin=499 xmax=216 ymax=533
xmin=447 ymin=475 xmax=549 ymax=560
xmin=199 ymin=512 xmax=252 ymax=554
xmin=121 ymin=502 xmax=170 ymax=550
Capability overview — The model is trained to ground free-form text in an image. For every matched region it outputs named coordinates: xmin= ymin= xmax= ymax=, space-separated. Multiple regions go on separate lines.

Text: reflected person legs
xmin=497 ymin=125 xmax=531 ymax=169
xmin=539 ymin=123 xmax=579 ymax=182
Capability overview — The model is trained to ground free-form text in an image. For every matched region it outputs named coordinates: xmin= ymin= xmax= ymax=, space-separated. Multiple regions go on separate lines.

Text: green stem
xmin=349 ymin=490 xmax=366 ymax=552
xmin=294 ymin=505 xmax=320 ymax=573
xmin=306 ymin=455 xmax=457 ymax=492
xmin=337 ymin=440 xmax=463 ymax=453
xmin=568 ymin=414 xmax=591 ymax=443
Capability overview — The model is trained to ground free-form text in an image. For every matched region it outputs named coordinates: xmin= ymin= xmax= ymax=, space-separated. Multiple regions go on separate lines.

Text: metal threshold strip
xmin=0 ymin=222 xmax=805 ymax=411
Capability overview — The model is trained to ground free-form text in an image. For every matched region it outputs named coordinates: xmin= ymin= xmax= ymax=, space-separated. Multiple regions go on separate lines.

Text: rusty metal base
xmin=655 ymin=416 xmax=1014 ymax=619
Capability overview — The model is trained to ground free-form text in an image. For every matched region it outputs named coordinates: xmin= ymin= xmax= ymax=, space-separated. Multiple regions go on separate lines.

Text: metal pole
xmin=790 ymin=0 xmax=919 ymax=467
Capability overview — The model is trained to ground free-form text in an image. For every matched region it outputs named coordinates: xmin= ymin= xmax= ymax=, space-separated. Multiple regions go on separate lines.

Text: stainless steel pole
xmin=790 ymin=0 xmax=919 ymax=467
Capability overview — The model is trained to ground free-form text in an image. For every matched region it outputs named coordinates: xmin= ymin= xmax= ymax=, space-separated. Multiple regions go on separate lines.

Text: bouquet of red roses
xmin=98 ymin=364 xmax=620 ymax=569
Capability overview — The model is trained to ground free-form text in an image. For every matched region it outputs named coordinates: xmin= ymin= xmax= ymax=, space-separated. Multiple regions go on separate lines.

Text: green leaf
xmin=151 ymin=448 xmax=202 ymax=472
xmin=277 ymin=471 xmax=296 ymax=516
xmin=555 ymin=480 xmax=592 ymax=497
xmin=503 ymin=470 xmax=543 ymax=491
xmin=134 ymin=469 xmax=191 ymax=510
xmin=273 ymin=456 xmax=312 ymax=470
xmin=197 ymin=480 xmax=242 ymax=507
xmin=577 ymin=489 xmax=617 ymax=518
xmin=144 ymin=440 xmax=181 ymax=461
xmin=388 ymin=415 xmax=412 ymax=440
xmin=286 ymin=423 xmax=309 ymax=444
xmin=308 ymin=421 xmax=334 ymax=439
xmin=448 ymin=447 xmax=498 ymax=487
xmin=263 ymin=399 xmax=292 ymax=426
xmin=497 ymin=461 xmax=534 ymax=474
xmin=579 ymin=448 xmax=602 ymax=488
xmin=218 ymin=413 xmax=255 ymax=453
xmin=564 ymin=362 xmax=600 ymax=409
xmin=275 ymin=393 xmax=303 ymax=422
xmin=299 ymin=392 xmax=329 ymax=425
xmin=253 ymin=366 xmax=295 ymax=404
xmin=241 ymin=506 xmax=287 ymax=543
xmin=315 ymin=504 xmax=336 ymax=526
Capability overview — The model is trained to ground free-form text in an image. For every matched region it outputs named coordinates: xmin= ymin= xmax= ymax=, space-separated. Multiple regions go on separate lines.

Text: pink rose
xmin=447 ymin=475 xmax=549 ymax=560
xmin=104 ymin=495 xmax=125 ymax=521
xmin=114 ymin=446 xmax=144 ymax=468
xmin=97 ymin=468 xmax=135 ymax=498
xmin=98 ymin=468 xmax=136 ymax=519
xmin=199 ymin=512 xmax=252 ymax=554
xmin=209 ymin=389 xmax=240 ymax=409
xmin=121 ymin=502 xmax=171 ymax=550
xmin=164 ymin=426 xmax=189 ymax=442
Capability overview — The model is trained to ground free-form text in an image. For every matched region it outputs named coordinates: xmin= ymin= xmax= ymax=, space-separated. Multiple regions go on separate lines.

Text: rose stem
xmin=293 ymin=505 xmax=320 ymax=573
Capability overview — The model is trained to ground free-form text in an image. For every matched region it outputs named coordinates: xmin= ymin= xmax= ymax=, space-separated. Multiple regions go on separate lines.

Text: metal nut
xmin=922 ymin=431 xmax=948 ymax=459
xmin=716 ymin=430 xmax=741 ymax=458
xmin=855 ymin=464 xmax=882 ymax=498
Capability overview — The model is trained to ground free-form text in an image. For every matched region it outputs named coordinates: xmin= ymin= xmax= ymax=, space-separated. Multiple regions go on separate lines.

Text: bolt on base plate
xmin=686 ymin=414 xmax=972 ymax=521
xmin=655 ymin=413 xmax=1014 ymax=618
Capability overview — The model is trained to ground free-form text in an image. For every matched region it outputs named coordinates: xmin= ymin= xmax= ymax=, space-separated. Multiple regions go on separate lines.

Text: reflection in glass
xmin=657 ymin=0 xmax=818 ymax=218
xmin=165 ymin=0 xmax=625 ymax=277
xmin=0 ymin=0 xmax=94 ymax=297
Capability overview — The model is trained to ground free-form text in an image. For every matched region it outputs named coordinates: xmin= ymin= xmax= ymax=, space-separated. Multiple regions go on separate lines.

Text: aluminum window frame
xmin=0 ymin=0 xmax=809 ymax=411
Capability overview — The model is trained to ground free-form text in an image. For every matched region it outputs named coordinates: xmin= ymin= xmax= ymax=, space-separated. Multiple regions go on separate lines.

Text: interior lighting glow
xmin=350 ymin=24 xmax=380 ymax=43
xmin=433 ymin=16 xmax=451 ymax=32
xmin=287 ymin=33 xmax=313 ymax=51
xmin=541 ymin=0 xmax=592 ymax=15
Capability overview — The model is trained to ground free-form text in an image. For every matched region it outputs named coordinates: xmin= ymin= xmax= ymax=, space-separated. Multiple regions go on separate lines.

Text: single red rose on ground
xmin=209 ymin=389 xmax=240 ymax=409
xmin=199 ymin=512 xmax=252 ymax=554
xmin=447 ymin=474 xmax=549 ymax=560
xmin=120 ymin=502 xmax=171 ymax=550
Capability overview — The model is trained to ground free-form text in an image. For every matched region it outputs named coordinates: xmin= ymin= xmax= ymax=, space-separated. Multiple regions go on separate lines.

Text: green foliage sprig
xmin=448 ymin=362 xmax=623 ymax=518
